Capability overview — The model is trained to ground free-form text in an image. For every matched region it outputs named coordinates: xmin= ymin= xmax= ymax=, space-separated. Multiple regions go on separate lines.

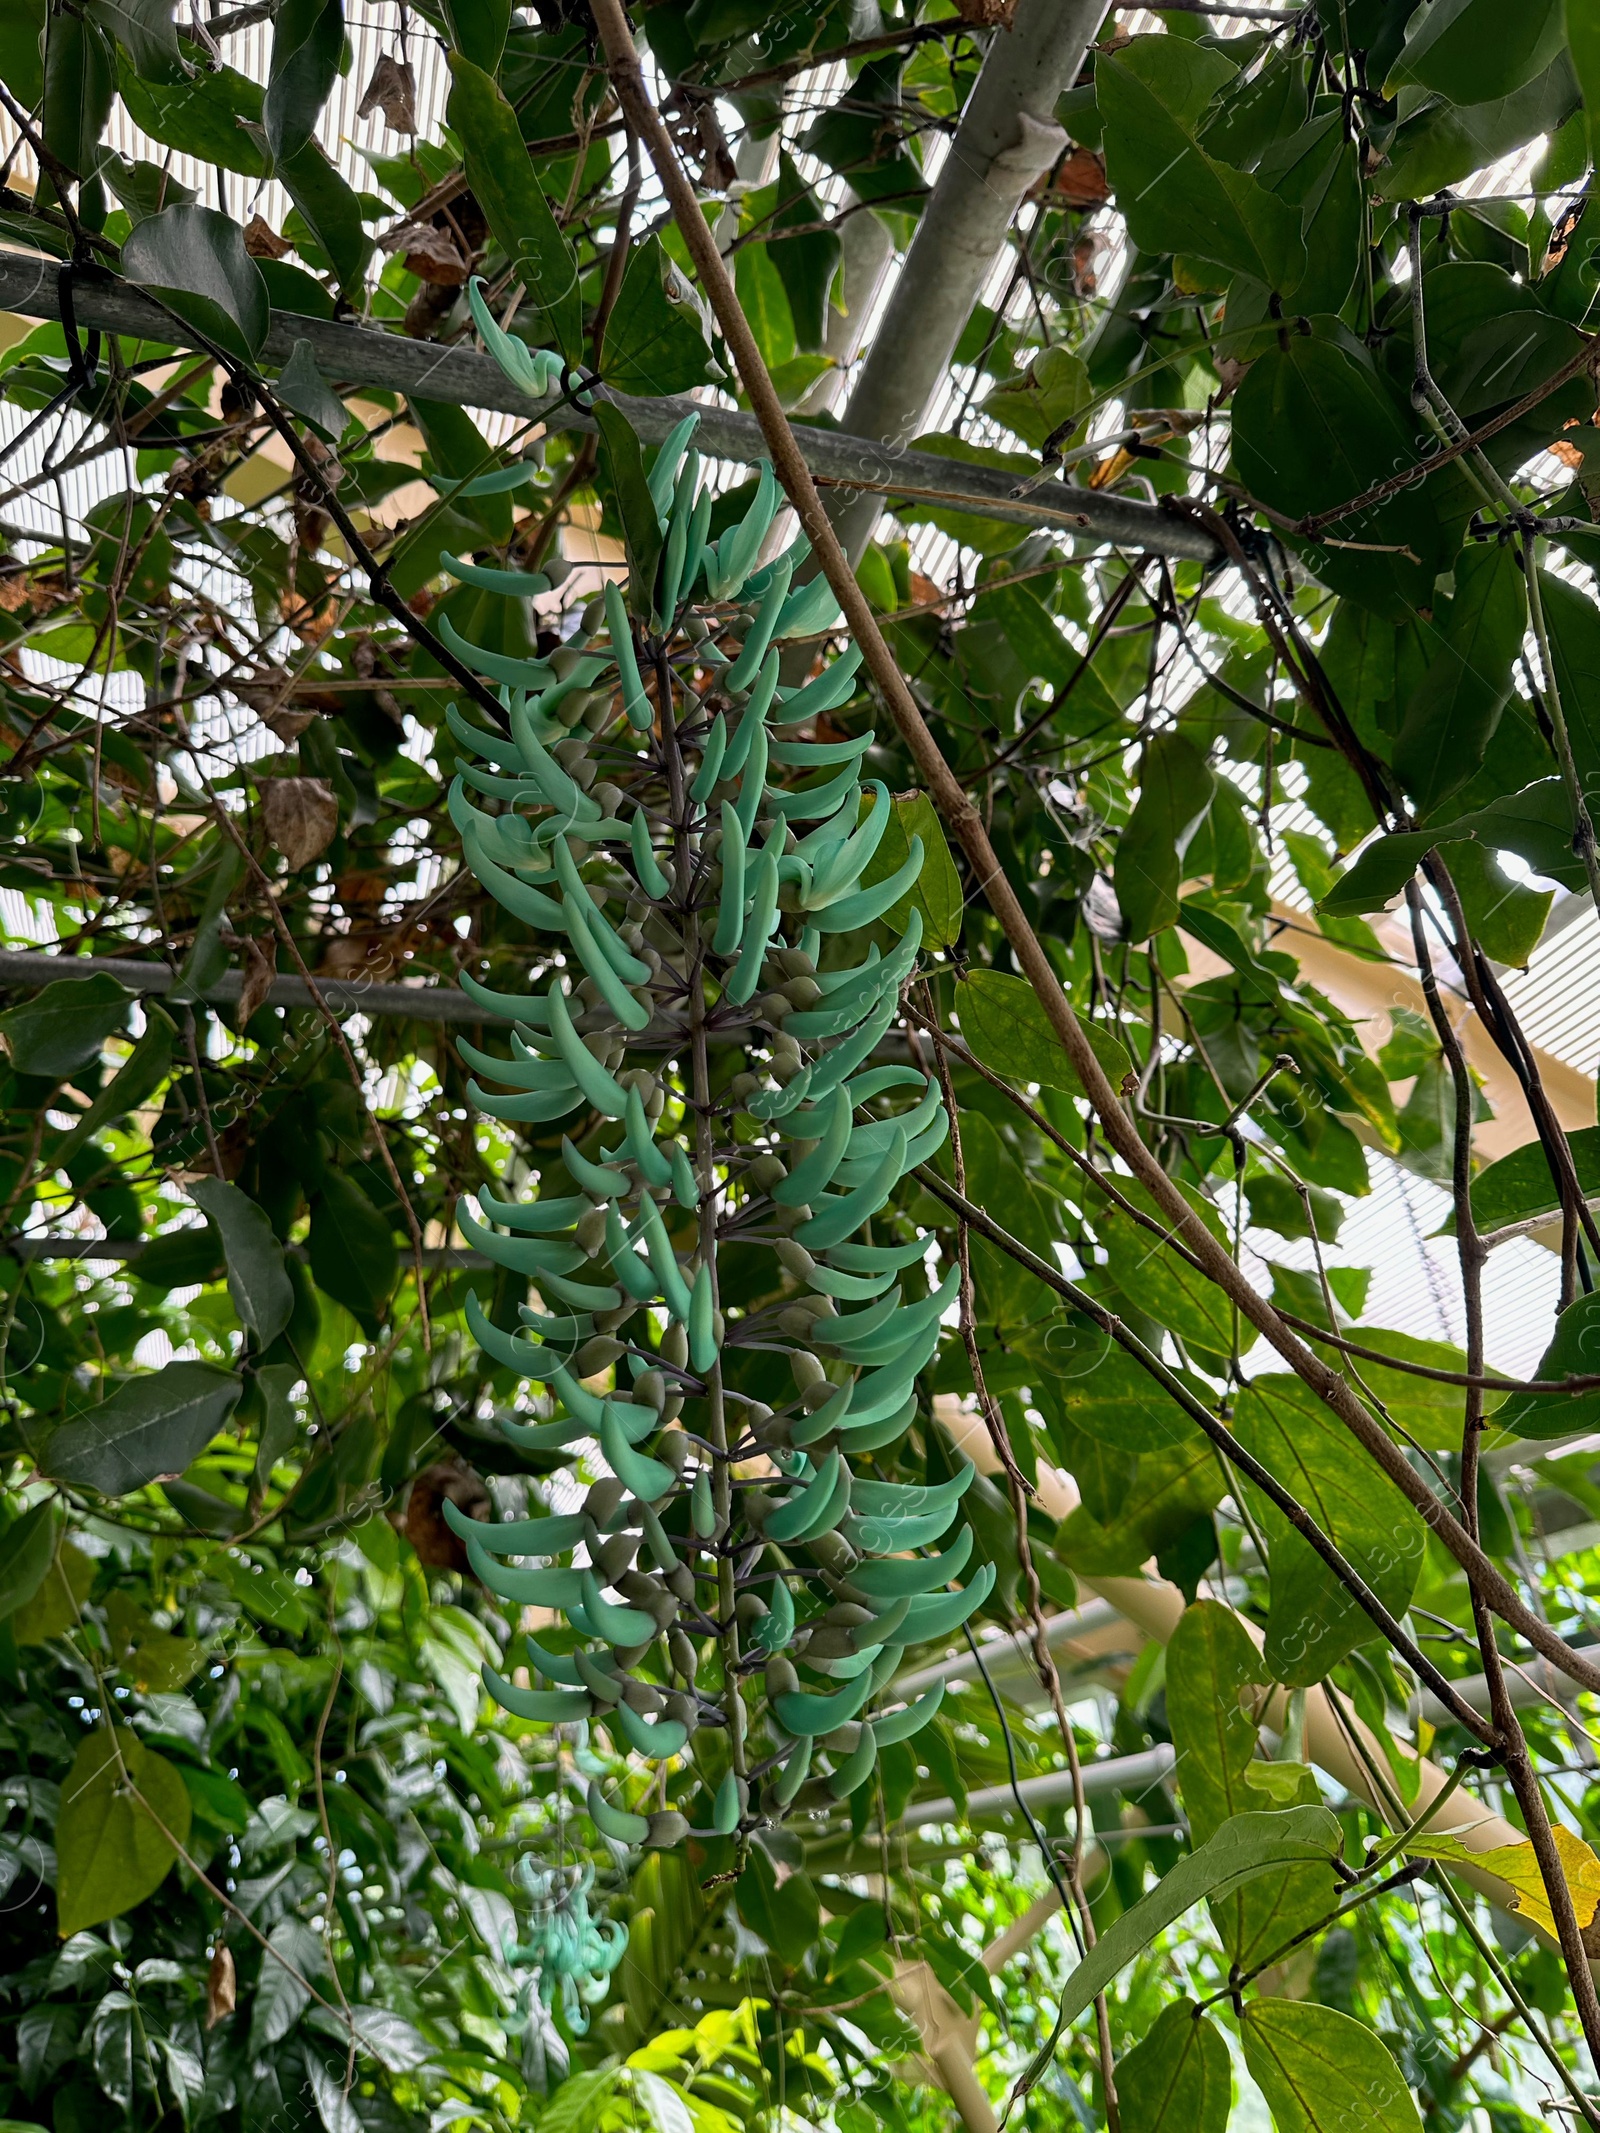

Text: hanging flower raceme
xmin=504 ymin=1859 xmax=627 ymax=2034
xmin=440 ymin=284 xmax=991 ymax=1843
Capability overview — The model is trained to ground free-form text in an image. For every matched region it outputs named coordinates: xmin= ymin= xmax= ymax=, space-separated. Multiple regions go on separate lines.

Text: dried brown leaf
xmin=260 ymin=777 xmax=339 ymax=871
xmin=243 ymin=216 xmax=291 ymax=260
xmin=205 ymin=1943 xmax=236 ymax=2029
xmin=1054 ymin=147 xmax=1110 ymax=207
xmin=236 ymin=936 xmax=278 ymax=1022
xmin=381 ymin=220 xmax=470 ymax=286
xmin=358 ymin=53 xmax=418 ymax=133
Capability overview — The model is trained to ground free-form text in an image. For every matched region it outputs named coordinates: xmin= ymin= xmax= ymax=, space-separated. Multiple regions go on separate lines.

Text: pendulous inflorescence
xmin=438 ymin=284 xmax=990 ymax=1844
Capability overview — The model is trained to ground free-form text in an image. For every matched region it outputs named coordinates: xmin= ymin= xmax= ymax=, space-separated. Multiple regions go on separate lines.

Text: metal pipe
xmin=1418 ymin=1641 xmax=1600 ymax=1728
xmin=892 ymin=1596 xmax=1139 ymax=1703
xmin=900 ymin=1743 xmax=1176 ymax=1832
xmin=5 ymin=1236 xmax=488 ymax=1267
xmin=0 ymin=251 xmax=1214 ymax=560
xmin=829 ymin=0 xmax=1110 ymax=558
xmin=0 ymin=948 xmax=494 ymax=1023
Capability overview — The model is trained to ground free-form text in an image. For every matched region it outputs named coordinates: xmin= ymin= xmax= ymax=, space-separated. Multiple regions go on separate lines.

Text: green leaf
xmin=1320 ymin=779 xmax=1590 ymax=913
xmin=1240 ymin=2000 xmax=1421 ymax=2133
xmin=308 ymin=1171 xmax=399 ymax=1322
xmin=275 ymin=338 xmax=348 ymax=441
xmin=537 ymin=2069 xmax=621 ymax=2133
xmin=1373 ymin=51 xmax=1579 ymax=201
xmin=440 ymin=0 xmax=508 ymax=71
xmin=858 ymin=791 xmax=962 ymax=948
xmin=188 ymin=1179 xmax=294 ymax=1350
xmin=45 ymin=1361 xmax=243 ymax=1496
xmin=1230 ymin=322 xmax=1459 ymax=616
xmin=1573 ymin=0 xmax=1600 ymax=168
xmin=41 ymin=10 xmax=113 ymax=176
xmin=956 ymin=969 xmax=1133 ymax=1096
xmin=0 ymin=0 xmax=45 ymax=107
xmin=1392 ymin=542 xmax=1527 ymax=815
xmin=249 ymin=1917 xmax=325 ymax=2051
xmin=736 ymin=1845 xmax=821 ymax=1966
xmin=104 ymin=1592 xmax=205 ymax=1692
xmin=800 ymin=55 xmax=928 ymax=221
xmin=595 ymin=402 xmax=666 ymax=617
xmin=1116 ymin=2000 xmax=1231 ymax=2133
xmin=974 ymin=579 xmax=1076 ymax=691
xmin=214 ymin=1549 xmax=312 ymax=1634
xmin=410 ymin=397 xmax=511 ymax=542
xmin=1244 ymin=1170 xmax=1344 ymax=1244
xmin=1165 ymin=1602 xmax=1263 ymax=1843
xmin=0 ymin=973 xmax=130 ymax=1079
xmin=1538 ymin=567 xmax=1600 ymax=796
xmin=1038 ymin=1807 xmax=1342 ymax=2035
xmin=1165 ymin=1601 xmax=1331 ymax=1961
xmin=734 ymin=238 xmax=795 ymax=371
xmin=1496 ymin=1291 xmax=1600 ymax=1438
xmin=1232 ymin=1375 xmax=1426 ymax=1684
xmin=264 ymin=0 xmax=342 ymax=168
xmin=600 ymin=233 xmax=716 ymax=396
xmin=279 ymin=140 xmax=373 ymax=296
xmin=447 ymin=53 xmax=580 ymax=362
xmin=764 ymin=152 xmax=840 ymax=354
xmin=55 ymin=1728 xmax=192 ymax=1936
xmin=117 ymin=57 xmax=268 ymax=179
xmin=1444 ymin=839 xmax=1552 ymax=966
xmin=169 ymin=841 xmax=246 ymax=1005
xmin=1389 ymin=0 xmax=1566 ymax=99
xmin=1099 ymin=40 xmax=1303 ymax=290
xmin=11 ymin=1533 xmax=94 ymax=1643
xmin=1114 ymin=732 xmax=1215 ymax=941
xmin=1470 ymin=1124 xmax=1600 ymax=1236
xmin=132 ymin=1224 xmax=225 ymax=1293
xmin=122 ymin=204 xmax=269 ymax=361
xmin=1042 ymin=1345 xmax=1198 ymax=1454
xmin=1055 ymin=1435 xmax=1225 ymax=1576
xmin=1258 ymin=111 xmax=1362 ymax=315
xmin=88 ymin=1992 xmax=135 ymax=2112
xmin=85 ymin=0 xmax=182 ymax=81
xmin=981 ymin=345 xmax=1091 ymax=454
xmin=0 ymin=1502 xmax=57 ymax=1623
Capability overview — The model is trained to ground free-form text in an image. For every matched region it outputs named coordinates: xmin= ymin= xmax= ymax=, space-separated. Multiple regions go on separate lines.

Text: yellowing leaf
xmin=1407 ymin=1823 xmax=1600 ymax=1939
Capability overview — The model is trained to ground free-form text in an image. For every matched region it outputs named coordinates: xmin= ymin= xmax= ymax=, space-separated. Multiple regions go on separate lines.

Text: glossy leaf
xmin=0 ymin=974 xmax=129 ymax=1079
xmin=1039 ymin=1808 xmax=1342 ymax=2033
xmin=957 ymin=968 xmax=1133 ymax=1097
xmin=1496 ymin=1291 xmax=1600 ymax=1438
xmin=188 ymin=1178 xmax=294 ymax=1349
xmin=121 ymin=204 xmax=269 ymax=359
xmin=1099 ymin=40 xmax=1303 ymax=289
xmin=56 ymin=1728 xmax=192 ymax=1935
xmin=307 ymin=1172 xmax=399 ymax=1322
xmin=859 ymin=791 xmax=962 ymax=948
xmin=1240 ymin=2001 xmax=1422 ymax=2133
xmin=45 ymin=1362 xmax=243 ymax=1496
xmin=601 ymin=234 xmax=716 ymax=395
xmin=264 ymin=0 xmax=342 ymax=167
xmin=1232 ymin=1374 xmax=1425 ymax=1684
xmin=1116 ymin=2000 xmax=1231 ymax=2133
xmin=447 ymin=54 xmax=581 ymax=361
xmin=1392 ymin=541 xmax=1526 ymax=815
xmin=1114 ymin=731 xmax=1215 ymax=940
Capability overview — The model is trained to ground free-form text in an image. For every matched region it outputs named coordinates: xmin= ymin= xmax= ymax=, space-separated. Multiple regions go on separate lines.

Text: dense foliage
xmin=7 ymin=0 xmax=1600 ymax=2128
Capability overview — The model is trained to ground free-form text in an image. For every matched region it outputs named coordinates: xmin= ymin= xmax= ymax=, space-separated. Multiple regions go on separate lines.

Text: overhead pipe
xmin=827 ymin=0 xmax=1111 ymax=559
xmin=0 ymin=251 xmax=1215 ymax=560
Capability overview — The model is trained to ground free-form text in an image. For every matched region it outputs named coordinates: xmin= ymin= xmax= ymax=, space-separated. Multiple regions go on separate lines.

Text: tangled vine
xmin=437 ymin=289 xmax=985 ymax=1845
